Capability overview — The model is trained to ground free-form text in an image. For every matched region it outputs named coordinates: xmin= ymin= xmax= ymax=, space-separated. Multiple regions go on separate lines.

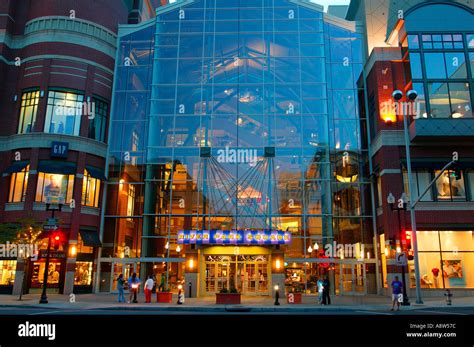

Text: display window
xmin=30 ymin=261 xmax=62 ymax=288
xmin=36 ymin=173 xmax=74 ymax=204
xmin=0 ymin=260 xmax=16 ymax=285
xmin=416 ymin=231 xmax=474 ymax=289
xmin=74 ymin=262 xmax=93 ymax=286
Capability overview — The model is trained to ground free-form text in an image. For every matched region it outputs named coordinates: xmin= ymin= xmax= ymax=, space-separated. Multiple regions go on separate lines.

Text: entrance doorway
xmin=204 ymin=255 xmax=269 ymax=295
xmin=336 ymin=263 xmax=366 ymax=295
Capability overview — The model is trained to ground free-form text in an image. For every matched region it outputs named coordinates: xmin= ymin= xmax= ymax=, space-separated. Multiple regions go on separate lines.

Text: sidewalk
xmin=1 ymin=293 xmax=473 ymax=312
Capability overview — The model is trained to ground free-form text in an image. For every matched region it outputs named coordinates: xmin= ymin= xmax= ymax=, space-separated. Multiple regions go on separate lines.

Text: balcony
xmin=409 ymin=118 xmax=474 ymax=141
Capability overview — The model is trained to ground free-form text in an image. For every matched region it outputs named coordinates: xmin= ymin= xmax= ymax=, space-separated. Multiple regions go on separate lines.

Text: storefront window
xmin=8 ymin=165 xmax=29 ymax=203
xmin=44 ymin=90 xmax=84 ymax=136
xmin=18 ymin=90 xmax=40 ymax=134
xmin=76 ymin=234 xmax=94 ymax=254
xmin=74 ymin=261 xmax=92 ymax=285
xmin=0 ymin=260 xmax=16 ymax=285
xmin=35 ymin=173 xmax=74 ymax=204
xmin=82 ymin=169 xmax=101 ymax=207
xmin=417 ymin=231 xmax=474 ymax=289
xmin=435 ymin=169 xmax=466 ymax=201
xmin=31 ymin=261 xmax=61 ymax=288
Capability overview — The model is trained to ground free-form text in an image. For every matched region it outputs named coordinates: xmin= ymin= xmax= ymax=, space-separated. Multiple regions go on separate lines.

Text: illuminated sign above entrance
xmin=177 ymin=230 xmax=291 ymax=245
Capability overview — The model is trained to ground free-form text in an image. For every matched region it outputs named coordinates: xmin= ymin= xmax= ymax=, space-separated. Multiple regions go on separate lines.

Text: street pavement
xmin=0 ymin=293 xmax=473 ymax=315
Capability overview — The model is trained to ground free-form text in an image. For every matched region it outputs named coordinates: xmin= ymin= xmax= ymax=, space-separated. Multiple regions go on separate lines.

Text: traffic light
xmin=405 ymin=231 xmax=414 ymax=260
xmin=51 ymin=232 xmax=63 ymax=251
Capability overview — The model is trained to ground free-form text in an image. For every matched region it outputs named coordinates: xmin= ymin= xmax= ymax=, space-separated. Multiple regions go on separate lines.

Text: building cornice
xmin=0 ymin=16 xmax=117 ymax=58
xmin=0 ymin=133 xmax=107 ymax=158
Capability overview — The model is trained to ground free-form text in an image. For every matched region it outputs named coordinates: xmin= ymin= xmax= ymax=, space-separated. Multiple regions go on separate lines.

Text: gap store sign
xmin=177 ymin=230 xmax=291 ymax=245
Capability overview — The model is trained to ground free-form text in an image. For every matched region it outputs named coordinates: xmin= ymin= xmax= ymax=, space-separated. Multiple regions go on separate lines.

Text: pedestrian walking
xmin=391 ymin=276 xmax=403 ymax=311
xmin=117 ymin=274 xmax=125 ymax=303
xmin=128 ymin=273 xmax=140 ymax=303
xmin=144 ymin=275 xmax=154 ymax=303
xmin=322 ymin=276 xmax=331 ymax=305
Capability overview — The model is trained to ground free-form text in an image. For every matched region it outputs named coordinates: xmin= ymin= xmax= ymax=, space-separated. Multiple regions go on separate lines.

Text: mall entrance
xmin=204 ymin=254 xmax=270 ymax=296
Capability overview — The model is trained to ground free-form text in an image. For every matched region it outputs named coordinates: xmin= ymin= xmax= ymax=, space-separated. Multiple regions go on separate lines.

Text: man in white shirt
xmin=144 ymin=275 xmax=155 ymax=303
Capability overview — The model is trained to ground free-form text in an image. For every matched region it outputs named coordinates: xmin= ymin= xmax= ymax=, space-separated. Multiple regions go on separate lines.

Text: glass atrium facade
xmin=100 ymin=0 xmax=375 ymax=296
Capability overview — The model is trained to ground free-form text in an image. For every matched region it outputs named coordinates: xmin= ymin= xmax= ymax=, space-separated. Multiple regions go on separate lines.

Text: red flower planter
xmin=157 ymin=292 xmax=173 ymax=303
xmin=287 ymin=292 xmax=302 ymax=304
xmin=215 ymin=293 xmax=241 ymax=305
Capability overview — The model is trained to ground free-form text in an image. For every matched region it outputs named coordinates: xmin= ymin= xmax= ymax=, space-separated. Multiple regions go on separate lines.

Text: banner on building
xmin=177 ymin=230 xmax=291 ymax=245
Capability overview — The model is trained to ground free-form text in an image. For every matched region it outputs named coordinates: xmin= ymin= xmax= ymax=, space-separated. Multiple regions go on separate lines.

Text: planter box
xmin=157 ymin=292 xmax=173 ymax=303
xmin=216 ymin=293 xmax=241 ymax=305
xmin=287 ymin=292 xmax=302 ymax=304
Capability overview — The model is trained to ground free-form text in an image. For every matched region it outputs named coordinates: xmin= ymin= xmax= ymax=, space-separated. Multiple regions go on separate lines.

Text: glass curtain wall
xmin=104 ymin=0 xmax=371 ymax=290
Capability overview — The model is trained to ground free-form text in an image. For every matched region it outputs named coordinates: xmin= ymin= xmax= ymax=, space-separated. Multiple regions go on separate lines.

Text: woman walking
xmin=128 ymin=273 xmax=141 ymax=303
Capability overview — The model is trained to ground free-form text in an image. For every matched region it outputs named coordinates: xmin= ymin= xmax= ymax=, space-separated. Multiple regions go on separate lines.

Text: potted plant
xmin=157 ymin=288 xmax=173 ymax=303
xmin=287 ymin=286 xmax=303 ymax=304
xmin=215 ymin=287 xmax=241 ymax=304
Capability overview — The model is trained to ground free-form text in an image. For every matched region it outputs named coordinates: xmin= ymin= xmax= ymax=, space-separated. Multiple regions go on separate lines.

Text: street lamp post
xmin=39 ymin=203 xmax=62 ymax=304
xmin=392 ymin=90 xmax=423 ymax=304
xmin=387 ymin=193 xmax=410 ymax=306
xmin=274 ymin=285 xmax=280 ymax=305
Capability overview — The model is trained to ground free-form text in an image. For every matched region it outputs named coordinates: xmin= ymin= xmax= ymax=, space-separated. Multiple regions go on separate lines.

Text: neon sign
xmin=177 ymin=230 xmax=291 ymax=245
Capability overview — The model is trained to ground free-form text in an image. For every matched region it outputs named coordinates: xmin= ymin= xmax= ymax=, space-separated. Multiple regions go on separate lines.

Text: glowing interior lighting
xmin=70 ymin=245 xmax=77 ymax=256
xmin=275 ymin=259 xmax=281 ymax=270
xmin=189 ymin=258 xmax=194 ymax=269
xmin=396 ymin=246 xmax=401 ymax=253
xmin=176 ymin=245 xmax=181 ymax=253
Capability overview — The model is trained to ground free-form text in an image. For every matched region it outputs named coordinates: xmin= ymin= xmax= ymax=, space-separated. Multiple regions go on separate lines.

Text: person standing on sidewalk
xmin=128 ymin=273 xmax=140 ymax=303
xmin=117 ymin=274 xmax=125 ymax=303
xmin=391 ymin=276 xmax=403 ymax=311
xmin=322 ymin=276 xmax=331 ymax=305
xmin=144 ymin=275 xmax=154 ymax=303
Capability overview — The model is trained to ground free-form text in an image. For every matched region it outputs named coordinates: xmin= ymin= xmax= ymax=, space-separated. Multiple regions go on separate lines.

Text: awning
xmin=37 ymin=161 xmax=76 ymax=175
xmin=3 ymin=161 xmax=29 ymax=174
xmin=85 ymin=165 xmax=107 ymax=181
xmin=79 ymin=230 xmax=102 ymax=247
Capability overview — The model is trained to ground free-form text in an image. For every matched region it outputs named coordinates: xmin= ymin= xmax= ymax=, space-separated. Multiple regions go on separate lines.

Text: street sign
xmin=395 ymin=252 xmax=407 ymax=266
xmin=43 ymin=224 xmax=58 ymax=231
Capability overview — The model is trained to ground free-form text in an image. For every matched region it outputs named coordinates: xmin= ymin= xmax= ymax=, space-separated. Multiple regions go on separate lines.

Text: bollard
xmin=188 ymin=281 xmax=192 ymax=298
xmin=444 ymin=289 xmax=452 ymax=305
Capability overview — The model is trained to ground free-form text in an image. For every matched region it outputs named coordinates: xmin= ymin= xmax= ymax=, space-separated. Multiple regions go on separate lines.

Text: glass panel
xmin=35 ymin=173 xmax=74 ymax=204
xmin=440 ymin=231 xmax=474 ymax=252
xmin=74 ymin=261 xmax=93 ymax=285
xmin=441 ymin=253 xmax=473 ymax=288
xmin=18 ymin=90 xmax=40 ymax=134
xmin=444 ymin=52 xmax=467 ymax=79
xmin=417 ymin=231 xmax=440 ymax=252
xmin=435 ymin=170 xmax=466 ymax=201
xmin=448 ymin=83 xmax=472 ymax=118
xmin=0 ymin=260 xmax=16 ymax=285
xmin=407 ymin=34 xmax=419 ymax=49
xmin=418 ymin=252 xmax=442 ymax=288
xmin=412 ymin=82 xmax=427 ymax=118
xmin=409 ymin=53 xmax=423 ymax=79
xmin=427 ymin=82 xmax=450 ymax=118
xmin=424 ymin=53 xmax=446 ymax=79
xmin=44 ymin=91 xmax=84 ymax=136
